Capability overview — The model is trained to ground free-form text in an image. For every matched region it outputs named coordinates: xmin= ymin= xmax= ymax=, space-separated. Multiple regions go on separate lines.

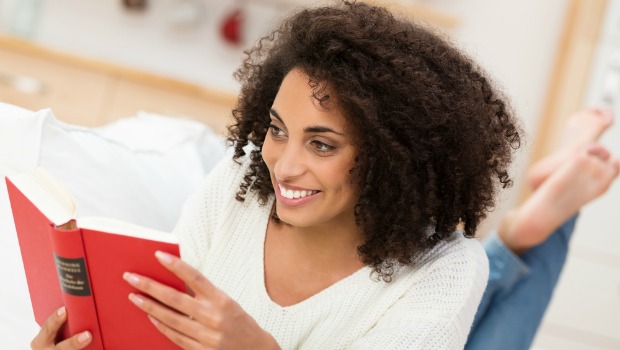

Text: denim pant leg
xmin=465 ymin=214 xmax=579 ymax=350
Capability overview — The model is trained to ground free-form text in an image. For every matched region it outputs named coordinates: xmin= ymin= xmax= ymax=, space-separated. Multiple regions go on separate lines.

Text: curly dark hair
xmin=227 ymin=1 xmax=521 ymax=281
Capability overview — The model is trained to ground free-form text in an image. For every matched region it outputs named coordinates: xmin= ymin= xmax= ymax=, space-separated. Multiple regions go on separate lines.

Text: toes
xmin=609 ymin=157 xmax=620 ymax=178
xmin=586 ymin=144 xmax=610 ymax=161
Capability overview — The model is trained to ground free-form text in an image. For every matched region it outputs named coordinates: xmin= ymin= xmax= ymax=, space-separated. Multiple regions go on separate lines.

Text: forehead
xmin=272 ymin=69 xmax=349 ymax=131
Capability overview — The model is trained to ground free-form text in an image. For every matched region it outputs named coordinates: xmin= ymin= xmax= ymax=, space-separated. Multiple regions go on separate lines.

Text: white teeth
xmin=278 ymin=184 xmax=317 ymax=199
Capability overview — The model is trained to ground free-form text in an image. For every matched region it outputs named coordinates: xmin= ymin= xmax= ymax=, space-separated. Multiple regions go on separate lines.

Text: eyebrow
xmin=270 ymin=108 xmax=344 ymax=136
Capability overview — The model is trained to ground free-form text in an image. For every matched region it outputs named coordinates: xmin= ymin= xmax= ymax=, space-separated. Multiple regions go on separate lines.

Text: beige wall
xmin=421 ymin=0 xmax=569 ymax=235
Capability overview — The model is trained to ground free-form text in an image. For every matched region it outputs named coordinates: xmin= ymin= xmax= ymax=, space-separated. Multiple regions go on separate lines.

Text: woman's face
xmin=261 ymin=68 xmax=358 ymax=230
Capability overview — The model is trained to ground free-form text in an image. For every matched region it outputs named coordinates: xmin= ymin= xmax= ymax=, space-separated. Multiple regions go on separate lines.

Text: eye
xmin=311 ymin=140 xmax=335 ymax=153
xmin=269 ymin=124 xmax=286 ymax=139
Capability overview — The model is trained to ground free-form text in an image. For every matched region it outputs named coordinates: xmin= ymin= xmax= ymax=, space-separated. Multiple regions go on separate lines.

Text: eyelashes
xmin=311 ymin=140 xmax=335 ymax=153
xmin=268 ymin=124 xmax=336 ymax=155
xmin=268 ymin=124 xmax=286 ymax=138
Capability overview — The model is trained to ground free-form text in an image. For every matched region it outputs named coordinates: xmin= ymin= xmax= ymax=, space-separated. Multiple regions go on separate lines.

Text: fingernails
xmin=148 ymin=315 xmax=159 ymax=326
xmin=123 ymin=272 xmax=140 ymax=285
xmin=57 ymin=306 xmax=66 ymax=318
xmin=155 ymin=251 xmax=174 ymax=265
xmin=77 ymin=331 xmax=91 ymax=343
xmin=128 ymin=293 xmax=144 ymax=305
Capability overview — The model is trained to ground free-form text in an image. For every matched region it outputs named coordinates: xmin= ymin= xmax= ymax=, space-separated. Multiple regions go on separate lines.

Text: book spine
xmin=48 ymin=224 xmax=104 ymax=350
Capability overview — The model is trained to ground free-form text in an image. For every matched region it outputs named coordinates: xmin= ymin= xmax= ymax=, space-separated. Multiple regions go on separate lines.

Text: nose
xmin=274 ymin=142 xmax=306 ymax=180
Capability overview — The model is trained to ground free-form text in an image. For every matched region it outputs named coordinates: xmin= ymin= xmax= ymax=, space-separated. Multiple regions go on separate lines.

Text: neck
xmin=272 ymin=214 xmax=365 ymax=269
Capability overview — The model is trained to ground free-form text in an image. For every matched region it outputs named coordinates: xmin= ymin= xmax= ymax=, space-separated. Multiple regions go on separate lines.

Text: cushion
xmin=0 ymin=103 xmax=227 ymax=347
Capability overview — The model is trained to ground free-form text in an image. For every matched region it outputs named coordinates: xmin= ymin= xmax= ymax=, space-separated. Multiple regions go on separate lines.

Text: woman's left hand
xmin=123 ymin=251 xmax=280 ymax=350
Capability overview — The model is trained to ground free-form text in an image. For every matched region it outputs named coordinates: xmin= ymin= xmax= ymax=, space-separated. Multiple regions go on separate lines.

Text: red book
xmin=6 ymin=168 xmax=184 ymax=349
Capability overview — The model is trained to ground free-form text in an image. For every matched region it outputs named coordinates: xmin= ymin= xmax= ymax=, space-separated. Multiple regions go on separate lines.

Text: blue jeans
xmin=466 ymin=214 xmax=579 ymax=350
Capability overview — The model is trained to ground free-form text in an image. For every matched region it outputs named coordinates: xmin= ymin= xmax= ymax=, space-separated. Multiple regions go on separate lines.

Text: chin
xmin=275 ymin=206 xmax=315 ymax=228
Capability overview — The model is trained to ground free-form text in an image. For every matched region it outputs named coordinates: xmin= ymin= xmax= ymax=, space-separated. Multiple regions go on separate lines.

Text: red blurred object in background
xmin=122 ymin=0 xmax=147 ymax=11
xmin=221 ymin=8 xmax=243 ymax=45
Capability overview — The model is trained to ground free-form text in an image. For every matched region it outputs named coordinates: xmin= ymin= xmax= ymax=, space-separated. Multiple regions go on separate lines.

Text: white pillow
xmin=0 ymin=103 xmax=48 ymax=348
xmin=0 ymin=103 xmax=228 ymax=348
xmin=39 ymin=111 xmax=227 ymax=230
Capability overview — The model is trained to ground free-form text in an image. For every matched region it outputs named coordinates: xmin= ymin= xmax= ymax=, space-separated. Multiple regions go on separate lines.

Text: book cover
xmin=6 ymin=168 xmax=185 ymax=349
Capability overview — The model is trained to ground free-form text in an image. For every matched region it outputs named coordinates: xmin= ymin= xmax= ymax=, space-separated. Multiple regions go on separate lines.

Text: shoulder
xmin=202 ymin=153 xmax=251 ymax=193
xmin=173 ymin=153 xmax=255 ymax=268
xmin=179 ymin=151 xmax=257 ymax=219
xmin=404 ymin=234 xmax=489 ymax=340
xmin=413 ymin=232 xmax=489 ymax=293
xmin=348 ymin=234 xmax=489 ymax=349
xmin=381 ymin=232 xmax=489 ymax=310
xmin=388 ymin=232 xmax=489 ymax=323
xmin=188 ymin=153 xmax=254 ymax=207
xmin=429 ymin=233 xmax=489 ymax=272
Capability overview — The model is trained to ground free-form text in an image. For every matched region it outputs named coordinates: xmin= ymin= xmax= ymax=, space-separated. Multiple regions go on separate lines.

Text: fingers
xmin=30 ymin=307 xmax=91 ymax=350
xmin=147 ymin=315 xmax=206 ymax=350
xmin=123 ymin=272 xmax=203 ymax=319
xmin=32 ymin=307 xmax=66 ymax=347
xmin=127 ymin=292 xmax=200 ymax=336
xmin=128 ymin=294 xmax=222 ymax=348
xmin=154 ymin=251 xmax=219 ymax=298
xmin=55 ymin=332 xmax=92 ymax=350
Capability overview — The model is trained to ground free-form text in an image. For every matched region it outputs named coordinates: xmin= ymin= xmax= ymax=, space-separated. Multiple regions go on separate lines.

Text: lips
xmin=277 ymin=183 xmax=319 ymax=199
xmin=275 ymin=182 xmax=321 ymax=206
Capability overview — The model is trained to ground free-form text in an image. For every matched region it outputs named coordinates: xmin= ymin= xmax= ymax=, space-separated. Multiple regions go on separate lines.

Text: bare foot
xmin=501 ymin=144 xmax=619 ymax=254
xmin=527 ymin=108 xmax=613 ymax=190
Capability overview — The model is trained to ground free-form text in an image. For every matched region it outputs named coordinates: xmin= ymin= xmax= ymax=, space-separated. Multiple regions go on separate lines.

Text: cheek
xmin=341 ymin=159 xmax=360 ymax=200
xmin=328 ymin=160 xmax=357 ymax=195
xmin=261 ymin=138 xmax=276 ymax=172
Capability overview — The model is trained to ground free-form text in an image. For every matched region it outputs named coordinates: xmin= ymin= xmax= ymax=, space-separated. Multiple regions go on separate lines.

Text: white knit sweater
xmin=173 ymin=156 xmax=489 ymax=349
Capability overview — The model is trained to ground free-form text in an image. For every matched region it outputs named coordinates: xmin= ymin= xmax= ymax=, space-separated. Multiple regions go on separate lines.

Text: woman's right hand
xmin=30 ymin=307 xmax=92 ymax=350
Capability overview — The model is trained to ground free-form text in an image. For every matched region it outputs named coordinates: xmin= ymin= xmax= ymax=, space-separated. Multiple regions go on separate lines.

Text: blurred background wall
xmin=0 ymin=0 xmax=569 ymax=216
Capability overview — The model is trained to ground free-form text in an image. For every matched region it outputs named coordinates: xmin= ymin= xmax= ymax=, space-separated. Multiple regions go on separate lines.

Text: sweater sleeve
xmin=349 ymin=236 xmax=489 ymax=350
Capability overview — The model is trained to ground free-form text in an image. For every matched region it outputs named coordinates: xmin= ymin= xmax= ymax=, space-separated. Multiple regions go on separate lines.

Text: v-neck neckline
xmin=254 ymin=198 xmax=371 ymax=313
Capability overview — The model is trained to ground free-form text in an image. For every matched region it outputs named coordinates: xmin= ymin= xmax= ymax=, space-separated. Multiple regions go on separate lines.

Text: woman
xmin=32 ymin=2 xmax=520 ymax=349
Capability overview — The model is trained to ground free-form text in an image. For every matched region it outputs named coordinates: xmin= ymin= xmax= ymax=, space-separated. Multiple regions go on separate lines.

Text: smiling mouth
xmin=277 ymin=183 xmax=320 ymax=200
